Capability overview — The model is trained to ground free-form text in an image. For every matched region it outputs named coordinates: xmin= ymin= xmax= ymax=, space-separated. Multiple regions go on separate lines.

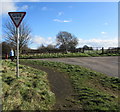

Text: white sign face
xmin=8 ymin=12 xmax=26 ymax=27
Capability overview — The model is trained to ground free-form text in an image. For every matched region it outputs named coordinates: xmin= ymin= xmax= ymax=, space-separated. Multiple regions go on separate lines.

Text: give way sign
xmin=8 ymin=12 xmax=26 ymax=27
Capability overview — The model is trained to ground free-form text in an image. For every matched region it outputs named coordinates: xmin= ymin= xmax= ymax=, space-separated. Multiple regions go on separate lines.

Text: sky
xmin=0 ymin=1 xmax=118 ymax=49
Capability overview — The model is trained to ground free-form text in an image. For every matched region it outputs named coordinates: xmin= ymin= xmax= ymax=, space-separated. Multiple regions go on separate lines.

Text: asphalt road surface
xmin=38 ymin=56 xmax=119 ymax=77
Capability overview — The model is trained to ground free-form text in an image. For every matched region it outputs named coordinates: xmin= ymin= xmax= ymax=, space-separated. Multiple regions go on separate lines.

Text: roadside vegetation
xmin=1 ymin=60 xmax=55 ymax=110
xmin=20 ymin=60 xmax=120 ymax=111
xmin=20 ymin=52 xmax=120 ymax=59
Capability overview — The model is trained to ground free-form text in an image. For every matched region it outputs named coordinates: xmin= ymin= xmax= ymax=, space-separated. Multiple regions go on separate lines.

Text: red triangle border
xmin=8 ymin=12 xmax=26 ymax=28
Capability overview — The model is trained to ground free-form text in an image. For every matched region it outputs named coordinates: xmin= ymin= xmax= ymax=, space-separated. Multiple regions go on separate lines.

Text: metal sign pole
xmin=8 ymin=12 xmax=26 ymax=78
xmin=16 ymin=27 xmax=19 ymax=78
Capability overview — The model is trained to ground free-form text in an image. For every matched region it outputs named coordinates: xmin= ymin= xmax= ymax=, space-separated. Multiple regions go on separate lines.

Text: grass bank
xmin=20 ymin=52 xmax=120 ymax=59
xmin=1 ymin=60 xmax=55 ymax=110
xmin=20 ymin=60 xmax=120 ymax=111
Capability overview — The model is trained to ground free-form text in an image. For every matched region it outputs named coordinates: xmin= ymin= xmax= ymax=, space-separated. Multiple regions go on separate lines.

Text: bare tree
xmin=3 ymin=20 xmax=31 ymax=52
xmin=56 ymin=31 xmax=78 ymax=53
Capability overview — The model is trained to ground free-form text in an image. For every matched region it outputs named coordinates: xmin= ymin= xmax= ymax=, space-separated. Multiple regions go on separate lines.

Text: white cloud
xmin=30 ymin=35 xmax=118 ymax=49
xmin=0 ymin=2 xmax=18 ymax=15
xmin=31 ymin=35 xmax=56 ymax=49
xmin=63 ymin=20 xmax=72 ymax=22
xmin=101 ymin=32 xmax=107 ymax=35
xmin=19 ymin=5 xmax=29 ymax=10
xmin=78 ymin=38 xmax=118 ymax=48
xmin=104 ymin=22 xmax=109 ymax=25
xmin=58 ymin=12 xmax=64 ymax=16
xmin=0 ymin=2 xmax=28 ymax=15
xmin=53 ymin=19 xmax=72 ymax=23
xmin=53 ymin=19 xmax=62 ymax=22
xmin=41 ymin=7 xmax=47 ymax=11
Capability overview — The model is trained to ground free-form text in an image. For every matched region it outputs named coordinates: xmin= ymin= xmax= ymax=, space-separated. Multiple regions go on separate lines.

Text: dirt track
xmin=20 ymin=62 xmax=82 ymax=110
xmin=38 ymin=56 xmax=119 ymax=77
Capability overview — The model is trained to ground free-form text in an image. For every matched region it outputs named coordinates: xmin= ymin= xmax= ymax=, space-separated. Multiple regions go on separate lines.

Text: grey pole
xmin=16 ymin=27 xmax=19 ymax=78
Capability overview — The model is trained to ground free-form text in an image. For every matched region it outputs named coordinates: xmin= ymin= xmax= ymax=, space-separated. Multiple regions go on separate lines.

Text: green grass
xmin=20 ymin=53 xmax=90 ymax=59
xmin=20 ymin=52 xmax=120 ymax=59
xmin=20 ymin=60 xmax=120 ymax=111
xmin=1 ymin=60 xmax=55 ymax=110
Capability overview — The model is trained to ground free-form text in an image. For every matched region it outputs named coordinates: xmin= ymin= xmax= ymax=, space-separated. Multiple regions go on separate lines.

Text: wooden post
xmin=102 ymin=47 xmax=104 ymax=54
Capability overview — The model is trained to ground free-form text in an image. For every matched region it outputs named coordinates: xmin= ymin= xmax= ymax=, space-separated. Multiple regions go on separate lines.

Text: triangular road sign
xmin=8 ymin=12 xmax=26 ymax=27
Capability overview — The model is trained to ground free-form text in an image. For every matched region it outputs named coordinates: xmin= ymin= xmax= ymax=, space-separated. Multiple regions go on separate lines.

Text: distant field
xmin=1 ymin=60 xmax=55 ymax=110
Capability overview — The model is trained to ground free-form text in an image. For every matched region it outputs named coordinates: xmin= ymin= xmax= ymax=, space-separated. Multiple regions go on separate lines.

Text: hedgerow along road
xmin=36 ymin=56 xmax=119 ymax=77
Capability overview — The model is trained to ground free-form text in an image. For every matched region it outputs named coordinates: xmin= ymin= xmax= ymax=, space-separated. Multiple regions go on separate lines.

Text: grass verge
xmin=1 ymin=60 xmax=55 ymax=110
xmin=20 ymin=59 xmax=120 ymax=111
xmin=20 ymin=52 xmax=120 ymax=59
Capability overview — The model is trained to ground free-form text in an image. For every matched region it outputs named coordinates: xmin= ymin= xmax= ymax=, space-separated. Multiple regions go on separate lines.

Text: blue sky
xmin=1 ymin=2 xmax=118 ymax=49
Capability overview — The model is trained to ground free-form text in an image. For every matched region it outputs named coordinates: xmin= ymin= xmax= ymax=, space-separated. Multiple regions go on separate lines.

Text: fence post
xmin=117 ymin=47 xmax=119 ymax=54
xmin=102 ymin=47 xmax=104 ymax=54
xmin=83 ymin=48 xmax=84 ymax=53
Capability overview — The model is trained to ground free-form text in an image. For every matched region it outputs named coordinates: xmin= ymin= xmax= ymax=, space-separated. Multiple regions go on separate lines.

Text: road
xmin=38 ymin=56 xmax=119 ymax=77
